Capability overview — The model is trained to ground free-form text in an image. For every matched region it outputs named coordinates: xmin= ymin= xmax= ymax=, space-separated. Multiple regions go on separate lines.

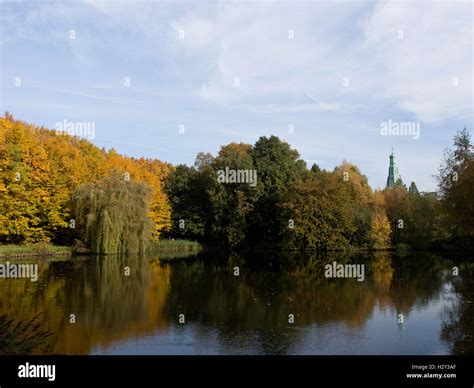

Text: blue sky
xmin=1 ymin=0 xmax=472 ymax=191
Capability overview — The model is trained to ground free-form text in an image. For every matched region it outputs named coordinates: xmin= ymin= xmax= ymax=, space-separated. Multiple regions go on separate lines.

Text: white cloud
xmin=170 ymin=0 xmax=472 ymax=123
xmin=363 ymin=0 xmax=473 ymax=122
xmin=170 ymin=17 xmax=215 ymax=51
xmin=248 ymin=102 xmax=341 ymax=113
xmin=169 ymin=2 xmax=357 ymax=102
xmin=85 ymin=0 xmax=139 ymax=14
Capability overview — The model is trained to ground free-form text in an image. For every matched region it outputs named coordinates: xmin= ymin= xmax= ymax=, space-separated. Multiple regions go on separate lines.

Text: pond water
xmin=1 ymin=251 xmax=473 ymax=355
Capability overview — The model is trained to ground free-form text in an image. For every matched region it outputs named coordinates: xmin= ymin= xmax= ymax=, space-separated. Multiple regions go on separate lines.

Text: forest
xmin=0 ymin=113 xmax=472 ymax=255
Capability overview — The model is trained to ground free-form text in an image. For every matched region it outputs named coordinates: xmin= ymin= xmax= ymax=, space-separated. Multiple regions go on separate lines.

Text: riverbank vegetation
xmin=148 ymin=239 xmax=203 ymax=254
xmin=165 ymin=129 xmax=473 ymax=253
xmin=1 ymin=114 xmax=472 ymax=255
xmin=0 ymin=243 xmax=71 ymax=258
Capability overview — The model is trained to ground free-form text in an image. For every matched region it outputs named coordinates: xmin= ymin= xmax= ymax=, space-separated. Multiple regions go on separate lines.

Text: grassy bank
xmin=0 ymin=244 xmax=72 ymax=258
xmin=149 ymin=239 xmax=203 ymax=253
xmin=148 ymin=239 xmax=204 ymax=261
xmin=0 ymin=239 xmax=203 ymax=259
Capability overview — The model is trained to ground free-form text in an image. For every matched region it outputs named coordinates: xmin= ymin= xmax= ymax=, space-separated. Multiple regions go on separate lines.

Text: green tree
xmin=209 ymin=143 xmax=256 ymax=248
xmin=164 ymin=164 xmax=212 ymax=241
xmin=194 ymin=152 xmax=214 ymax=171
xmin=437 ymin=128 xmax=474 ymax=240
xmin=73 ymin=172 xmax=152 ymax=254
xmin=400 ymin=182 xmax=443 ymax=248
xmin=249 ymin=136 xmax=307 ymax=245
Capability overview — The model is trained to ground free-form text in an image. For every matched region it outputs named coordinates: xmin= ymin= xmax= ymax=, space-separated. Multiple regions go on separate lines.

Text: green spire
xmin=386 ymin=149 xmax=400 ymax=188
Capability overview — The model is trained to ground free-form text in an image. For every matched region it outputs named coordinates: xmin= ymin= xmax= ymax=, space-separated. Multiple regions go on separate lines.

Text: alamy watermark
xmin=217 ymin=167 xmax=257 ymax=187
xmin=55 ymin=119 xmax=95 ymax=140
xmin=380 ymin=119 xmax=420 ymax=140
xmin=325 ymin=261 xmax=365 ymax=282
xmin=18 ymin=363 xmax=55 ymax=382
xmin=0 ymin=261 xmax=38 ymax=282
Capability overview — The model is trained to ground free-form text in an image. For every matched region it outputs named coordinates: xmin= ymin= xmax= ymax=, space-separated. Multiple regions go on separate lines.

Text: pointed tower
xmin=386 ymin=149 xmax=400 ymax=188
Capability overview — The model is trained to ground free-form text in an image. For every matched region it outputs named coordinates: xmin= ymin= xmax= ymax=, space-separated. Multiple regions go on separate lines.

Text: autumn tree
xmin=0 ymin=115 xmax=172 ymax=245
xmin=0 ymin=116 xmax=65 ymax=242
xmin=334 ymin=161 xmax=372 ymax=246
xmin=383 ymin=185 xmax=409 ymax=244
xmin=280 ymin=170 xmax=355 ymax=250
xmin=369 ymin=190 xmax=392 ymax=249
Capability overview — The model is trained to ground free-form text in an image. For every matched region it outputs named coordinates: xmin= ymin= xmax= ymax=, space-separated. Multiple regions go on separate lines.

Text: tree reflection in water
xmin=441 ymin=262 xmax=474 ymax=355
xmin=0 ymin=251 xmax=471 ymax=355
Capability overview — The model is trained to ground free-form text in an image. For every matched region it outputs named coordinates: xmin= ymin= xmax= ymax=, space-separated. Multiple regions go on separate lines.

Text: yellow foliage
xmin=0 ymin=115 xmax=173 ymax=243
xmin=370 ymin=211 xmax=392 ymax=249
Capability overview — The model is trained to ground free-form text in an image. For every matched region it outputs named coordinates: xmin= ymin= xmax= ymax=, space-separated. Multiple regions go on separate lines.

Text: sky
xmin=1 ymin=0 xmax=472 ymax=191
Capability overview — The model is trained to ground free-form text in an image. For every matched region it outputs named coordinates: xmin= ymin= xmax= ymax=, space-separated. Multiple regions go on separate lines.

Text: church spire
xmin=386 ymin=149 xmax=400 ymax=188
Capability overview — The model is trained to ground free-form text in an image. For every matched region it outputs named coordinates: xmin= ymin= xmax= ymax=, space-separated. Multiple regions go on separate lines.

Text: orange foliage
xmin=0 ymin=115 xmax=172 ymax=243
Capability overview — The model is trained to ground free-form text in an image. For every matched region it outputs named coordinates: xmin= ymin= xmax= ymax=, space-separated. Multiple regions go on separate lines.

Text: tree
xmin=194 ymin=152 xmax=214 ymax=171
xmin=0 ymin=116 xmax=64 ymax=242
xmin=209 ymin=143 xmax=256 ymax=248
xmin=437 ymin=128 xmax=474 ymax=240
xmin=369 ymin=212 xmax=392 ymax=249
xmin=369 ymin=190 xmax=392 ymax=249
xmin=398 ymin=182 xmax=442 ymax=248
xmin=0 ymin=115 xmax=173 ymax=245
xmin=334 ymin=161 xmax=372 ymax=246
xmin=280 ymin=171 xmax=355 ymax=250
xmin=310 ymin=163 xmax=321 ymax=173
xmin=72 ymin=172 xmax=152 ymax=254
xmin=105 ymin=150 xmax=173 ymax=240
xmin=249 ymin=136 xmax=307 ymax=245
xmin=408 ymin=181 xmax=419 ymax=196
xmin=164 ymin=164 xmax=212 ymax=241
xmin=383 ymin=185 xmax=409 ymax=244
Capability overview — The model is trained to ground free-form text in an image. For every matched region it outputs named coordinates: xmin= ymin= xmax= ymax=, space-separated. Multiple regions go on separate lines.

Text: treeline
xmin=165 ymin=137 xmax=392 ymax=250
xmin=1 ymin=114 xmax=472 ymax=254
xmin=165 ymin=130 xmax=473 ymax=252
xmin=0 ymin=114 xmax=172 ymax=245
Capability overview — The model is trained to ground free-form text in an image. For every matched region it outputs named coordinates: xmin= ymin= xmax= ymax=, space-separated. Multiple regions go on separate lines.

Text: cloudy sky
xmin=1 ymin=0 xmax=472 ymax=191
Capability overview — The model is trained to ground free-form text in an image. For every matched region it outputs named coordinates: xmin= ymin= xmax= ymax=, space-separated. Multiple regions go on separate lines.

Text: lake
xmin=1 ymin=250 xmax=472 ymax=355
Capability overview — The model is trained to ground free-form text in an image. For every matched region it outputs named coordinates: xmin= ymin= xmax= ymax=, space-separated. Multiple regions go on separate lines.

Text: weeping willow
xmin=73 ymin=172 xmax=153 ymax=255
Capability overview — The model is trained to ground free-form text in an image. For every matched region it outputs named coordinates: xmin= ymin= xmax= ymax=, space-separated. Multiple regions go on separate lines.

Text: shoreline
xmin=0 ymin=240 xmax=204 ymax=259
xmin=1 ymin=242 xmax=469 ymax=259
xmin=0 ymin=245 xmax=72 ymax=259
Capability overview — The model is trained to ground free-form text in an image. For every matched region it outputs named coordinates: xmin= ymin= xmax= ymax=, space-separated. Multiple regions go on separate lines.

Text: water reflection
xmin=0 ymin=251 xmax=472 ymax=355
xmin=0 ymin=256 xmax=170 ymax=354
xmin=441 ymin=262 xmax=474 ymax=355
